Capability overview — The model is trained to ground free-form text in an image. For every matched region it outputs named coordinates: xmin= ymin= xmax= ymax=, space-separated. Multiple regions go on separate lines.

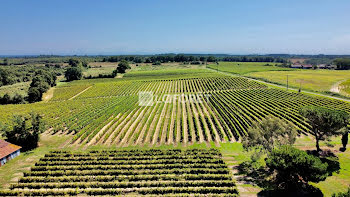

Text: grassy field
xmin=246 ymin=69 xmax=350 ymax=94
xmin=294 ymin=135 xmax=350 ymax=196
xmin=0 ymin=82 xmax=30 ymax=97
xmin=0 ymin=134 xmax=70 ymax=189
xmin=207 ymin=62 xmax=289 ymax=75
xmin=83 ymin=66 xmax=115 ymax=77
xmin=340 ymin=79 xmax=350 ymax=96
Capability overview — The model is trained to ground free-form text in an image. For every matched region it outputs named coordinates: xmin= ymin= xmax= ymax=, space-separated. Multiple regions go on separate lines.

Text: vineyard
xmin=0 ymin=149 xmax=239 ymax=196
xmin=1 ymin=68 xmax=350 ymax=147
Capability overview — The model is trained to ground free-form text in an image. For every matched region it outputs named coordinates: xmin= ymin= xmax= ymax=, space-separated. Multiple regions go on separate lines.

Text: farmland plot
xmin=0 ymin=149 xmax=239 ymax=196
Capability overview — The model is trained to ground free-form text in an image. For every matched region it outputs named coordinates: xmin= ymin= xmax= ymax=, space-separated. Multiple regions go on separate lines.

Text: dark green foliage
xmin=27 ymin=70 xmax=57 ymax=102
xmin=103 ymin=54 xmax=287 ymax=63
xmin=112 ymin=69 xmax=118 ymax=77
xmin=207 ymin=56 xmax=217 ymax=62
xmin=0 ymin=66 xmax=63 ymax=87
xmin=332 ymin=187 xmax=350 ymax=197
xmin=300 ymin=106 xmax=349 ymax=152
xmin=242 ymin=116 xmax=297 ymax=153
xmin=65 ymin=67 xmax=83 ymax=81
xmin=152 ymin=61 xmax=161 ymax=65
xmin=68 ymin=58 xmax=81 ymax=67
xmin=34 ymin=70 xmax=57 ymax=87
xmin=27 ymin=87 xmax=41 ymax=103
xmin=0 ymin=93 xmax=25 ymax=104
xmin=30 ymin=76 xmax=50 ymax=93
xmin=117 ymin=60 xmax=130 ymax=73
xmin=341 ymin=131 xmax=348 ymax=150
xmin=334 ymin=58 xmax=350 ymax=70
xmin=266 ymin=146 xmax=328 ymax=190
xmin=3 ymin=113 xmax=45 ymax=151
xmin=68 ymin=58 xmax=89 ymax=68
xmin=0 ymin=68 xmax=16 ymax=86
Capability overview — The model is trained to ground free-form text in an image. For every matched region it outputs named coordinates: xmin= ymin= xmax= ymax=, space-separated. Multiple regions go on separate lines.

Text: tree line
xmin=103 ymin=55 xmax=287 ymax=63
xmin=334 ymin=58 xmax=350 ymax=70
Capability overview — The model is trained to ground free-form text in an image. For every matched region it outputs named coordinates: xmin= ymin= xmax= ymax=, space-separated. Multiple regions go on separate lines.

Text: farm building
xmin=290 ymin=64 xmax=303 ymax=68
xmin=290 ymin=64 xmax=313 ymax=69
xmin=0 ymin=140 xmax=21 ymax=167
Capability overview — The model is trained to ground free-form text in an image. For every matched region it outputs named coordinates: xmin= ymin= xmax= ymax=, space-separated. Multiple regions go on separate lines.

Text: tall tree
xmin=117 ymin=60 xmax=131 ymax=73
xmin=342 ymin=131 xmax=349 ymax=151
xmin=65 ymin=67 xmax=83 ymax=81
xmin=300 ymin=106 xmax=349 ymax=152
xmin=3 ymin=113 xmax=45 ymax=151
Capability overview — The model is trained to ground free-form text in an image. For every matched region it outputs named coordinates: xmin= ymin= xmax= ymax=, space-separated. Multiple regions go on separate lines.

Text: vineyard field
xmin=0 ymin=149 xmax=239 ymax=196
xmin=1 ymin=68 xmax=350 ymax=147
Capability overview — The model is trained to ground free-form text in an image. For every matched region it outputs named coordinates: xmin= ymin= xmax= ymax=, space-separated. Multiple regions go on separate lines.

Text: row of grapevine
xmin=71 ymin=77 xmax=267 ymax=99
xmin=209 ymin=88 xmax=350 ymax=139
xmin=0 ymin=149 xmax=238 ymax=196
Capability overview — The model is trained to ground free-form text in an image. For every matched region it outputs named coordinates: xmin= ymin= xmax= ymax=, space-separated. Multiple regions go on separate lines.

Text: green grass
xmin=246 ymin=70 xmax=350 ymax=93
xmin=83 ymin=67 xmax=115 ymax=77
xmin=207 ymin=62 xmax=288 ymax=75
xmin=0 ymin=82 xmax=30 ymax=97
xmin=294 ymin=135 xmax=350 ymax=196
xmin=340 ymin=79 xmax=350 ymax=96
xmin=0 ymin=135 xmax=70 ymax=189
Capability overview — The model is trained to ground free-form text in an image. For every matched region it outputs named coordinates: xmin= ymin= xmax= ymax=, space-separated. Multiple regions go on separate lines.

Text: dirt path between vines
xmin=68 ymin=86 xmax=92 ymax=100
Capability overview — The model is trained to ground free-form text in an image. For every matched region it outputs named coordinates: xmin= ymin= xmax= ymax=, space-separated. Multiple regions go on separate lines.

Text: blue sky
xmin=1 ymin=0 xmax=350 ymax=55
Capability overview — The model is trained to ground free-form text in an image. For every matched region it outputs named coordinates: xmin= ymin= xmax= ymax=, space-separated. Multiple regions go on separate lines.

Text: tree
xmin=3 ymin=113 xmax=45 ymax=151
xmin=300 ymin=106 xmax=349 ymax=152
xmin=117 ymin=60 xmax=130 ymax=73
xmin=266 ymin=145 xmax=328 ymax=191
xmin=68 ymin=58 xmax=81 ymax=67
xmin=342 ymin=131 xmax=349 ymax=151
xmin=30 ymin=76 xmax=50 ymax=93
xmin=242 ymin=116 xmax=297 ymax=153
xmin=3 ymin=58 xmax=9 ymax=66
xmin=1 ymin=93 xmax=11 ymax=104
xmin=207 ymin=56 xmax=216 ymax=62
xmin=34 ymin=70 xmax=57 ymax=87
xmin=28 ymin=87 xmax=42 ymax=103
xmin=65 ymin=67 xmax=83 ymax=81
xmin=334 ymin=58 xmax=350 ymax=70
xmin=112 ymin=69 xmax=118 ymax=77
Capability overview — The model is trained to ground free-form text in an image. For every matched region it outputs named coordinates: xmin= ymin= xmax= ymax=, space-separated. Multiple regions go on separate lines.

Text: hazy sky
xmin=1 ymin=0 xmax=350 ymax=55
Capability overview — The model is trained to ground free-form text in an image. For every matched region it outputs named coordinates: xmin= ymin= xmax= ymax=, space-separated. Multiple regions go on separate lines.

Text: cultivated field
xmin=1 ymin=68 xmax=350 ymax=149
xmin=207 ymin=62 xmax=289 ymax=75
xmin=1 ymin=64 xmax=350 ymax=196
xmin=246 ymin=69 xmax=350 ymax=94
xmin=0 ymin=149 xmax=238 ymax=196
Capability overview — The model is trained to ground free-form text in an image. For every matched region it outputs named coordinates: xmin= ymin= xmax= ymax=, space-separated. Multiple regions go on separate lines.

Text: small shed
xmin=302 ymin=65 xmax=313 ymax=69
xmin=0 ymin=139 xmax=21 ymax=167
xmin=291 ymin=64 xmax=303 ymax=69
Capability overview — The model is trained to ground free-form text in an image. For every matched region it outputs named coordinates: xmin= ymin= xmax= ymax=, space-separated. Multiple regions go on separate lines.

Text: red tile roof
xmin=0 ymin=139 xmax=21 ymax=159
